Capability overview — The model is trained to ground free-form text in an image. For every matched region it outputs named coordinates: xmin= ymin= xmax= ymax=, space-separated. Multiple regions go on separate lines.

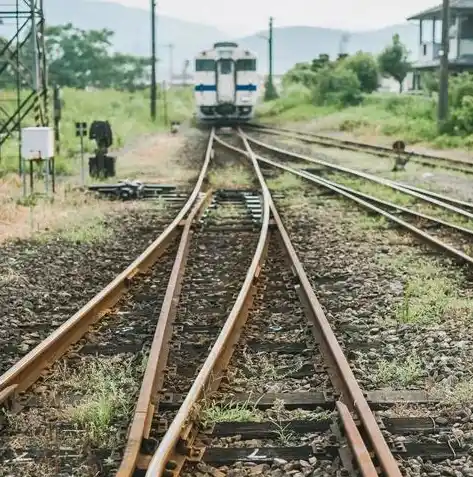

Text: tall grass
xmin=0 ymin=86 xmax=195 ymax=175
xmin=256 ymin=89 xmax=473 ymax=149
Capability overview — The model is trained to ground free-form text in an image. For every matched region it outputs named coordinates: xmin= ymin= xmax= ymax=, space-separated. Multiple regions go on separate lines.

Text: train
xmin=193 ymin=42 xmax=258 ymax=126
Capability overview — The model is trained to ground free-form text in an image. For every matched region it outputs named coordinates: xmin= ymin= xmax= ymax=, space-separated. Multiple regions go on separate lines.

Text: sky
xmin=103 ymin=0 xmax=439 ymax=35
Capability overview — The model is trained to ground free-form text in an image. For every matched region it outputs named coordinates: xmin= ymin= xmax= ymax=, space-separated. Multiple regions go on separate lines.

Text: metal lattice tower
xmin=0 ymin=0 xmax=48 ymax=159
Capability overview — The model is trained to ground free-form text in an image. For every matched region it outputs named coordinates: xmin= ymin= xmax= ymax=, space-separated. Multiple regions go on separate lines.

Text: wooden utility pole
xmin=150 ymin=0 xmax=157 ymax=121
xmin=438 ymin=0 xmax=450 ymax=132
xmin=264 ymin=16 xmax=277 ymax=100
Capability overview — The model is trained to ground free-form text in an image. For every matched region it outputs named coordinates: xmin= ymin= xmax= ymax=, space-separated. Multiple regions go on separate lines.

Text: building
xmin=408 ymin=0 xmax=473 ymax=88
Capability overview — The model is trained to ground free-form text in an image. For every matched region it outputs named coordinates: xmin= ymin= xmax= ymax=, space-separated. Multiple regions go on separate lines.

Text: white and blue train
xmin=194 ymin=42 xmax=258 ymax=126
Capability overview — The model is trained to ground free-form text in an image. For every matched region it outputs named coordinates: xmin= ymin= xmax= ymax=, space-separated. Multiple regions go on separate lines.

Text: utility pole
xmin=438 ymin=0 xmax=450 ymax=132
xmin=264 ymin=16 xmax=277 ymax=101
xmin=167 ymin=43 xmax=175 ymax=85
xmin=150 ymin=0 xmax=157 ymax=121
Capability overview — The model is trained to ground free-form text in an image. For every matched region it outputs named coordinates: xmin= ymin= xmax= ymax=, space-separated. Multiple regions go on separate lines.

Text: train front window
xmin=236 ymin=59 xmax=256 ymax=71
xmin=219 ymin=59 xmax=233 ymax=74
xmin=195 ymin=59 xmax=215 ymax=72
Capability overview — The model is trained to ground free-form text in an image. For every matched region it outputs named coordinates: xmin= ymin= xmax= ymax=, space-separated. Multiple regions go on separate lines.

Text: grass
xmin=378 ymin=252 xmax=473 ymax=325
xmin=208 ymin=165 xmax=253 ymax=189
xmin=373 ymin=356 xmax=424 ymax=388
xmin=256 ymin=90 xmax=473 ymax=151
xmin=200 ymin=397 xmax=333 ymax=434
xmin=0 ymin=86 xmax=196 ymax=242
xmin=439 ymin=379 xmax=473 ymax=408
xmin=324 ymin=172 xmax=473 ymax=230
xmin=201 ymin=399 xmax=263 ymax=427
xmin=0 ymin=267 xmax=29 ymax=286
xmin=0 ymin=86 xmax=194 ymax=175
xmin=62 ymin=355 xmax=146 ymax=446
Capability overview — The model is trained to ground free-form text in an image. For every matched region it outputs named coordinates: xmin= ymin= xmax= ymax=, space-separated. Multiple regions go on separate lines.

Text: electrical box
xmin=21 ymin=127 xmax=55 ymax=160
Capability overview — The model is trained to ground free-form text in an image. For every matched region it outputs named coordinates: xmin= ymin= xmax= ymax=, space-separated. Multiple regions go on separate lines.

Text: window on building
xmin=195 ymin=59 xmax=215 ymax=72
xmin=219 ymin=59 xmax=233 ymax=74
xmin=460 ymin=15 xmax=473 ymax=39
xmin=236 ymin=59 xmax=257 ymax=71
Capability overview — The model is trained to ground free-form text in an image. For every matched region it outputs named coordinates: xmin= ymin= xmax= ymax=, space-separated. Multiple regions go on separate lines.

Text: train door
xmin=216 ymin=58 xmax=235 ymax=103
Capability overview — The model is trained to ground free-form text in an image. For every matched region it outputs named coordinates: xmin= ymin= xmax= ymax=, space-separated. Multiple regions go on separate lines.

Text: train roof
xmin=213 ymin=41 xmax=238 ymax=48
xmin=196 ymin=44 xmax=257 ymax=58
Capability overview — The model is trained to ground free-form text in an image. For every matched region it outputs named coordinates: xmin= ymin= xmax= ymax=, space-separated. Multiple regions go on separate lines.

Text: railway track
xmin=142 ymin=131 xmax=402 ymax=477
xmin=1 ymin=127 xmax=472 ymax=477
xmin=0 ymin=131 xmax=215 ymax=476
xmin=0 ymin=200 xmax=188 ymax=377
xmin=239 ymin=131 xmax=473 ymax=264
xmin=198 ymin=131 xmax=471 ymax=476
xmin=246 ymin=123 xmax=473 ymax=176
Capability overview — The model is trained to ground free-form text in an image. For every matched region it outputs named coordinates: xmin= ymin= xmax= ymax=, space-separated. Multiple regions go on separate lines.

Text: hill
xmin=10 ymin=0 xmax=419 ymax=75
xmin=238 ymin=23 xmax=418 ymax=73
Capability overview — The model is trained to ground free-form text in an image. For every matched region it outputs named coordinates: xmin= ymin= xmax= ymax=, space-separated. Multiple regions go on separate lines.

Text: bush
xmin=313 ymin=65 xmax=363 ymax=107
xmin=342 ymin=52 xmax=379 ymax=93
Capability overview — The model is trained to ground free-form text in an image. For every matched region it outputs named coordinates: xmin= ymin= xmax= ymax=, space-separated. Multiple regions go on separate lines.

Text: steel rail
xmin=305 ymin=173 xmax=473 ymax=238
xmin=0 ymin=128 xmax=216 ymax=406
xmin=116 ymin=190 xmax=212 ymax=477
xmin=336 ymin=401 xmax=379 ymax=477
xmin=249 ymin=125 xmax=473 ymax=210
xmin=234 ymin=129 xmax=402 ymax=477
xmin=216 ymin=137 xmax=473 ymax=266
xmin=243 ymin=132 xmax=473 ymax=223
xmin=394 ymin=182 xmax=473 ymax=210
xmin=144 ymin=153 xmax=271 ymax=475
xmin=247 ymin=123 xmax=473 ymax=173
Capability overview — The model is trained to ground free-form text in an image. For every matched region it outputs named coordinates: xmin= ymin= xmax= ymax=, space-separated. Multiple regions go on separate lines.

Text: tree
xmin=378 ymin=34 xmax=410 ymax=92
xmin=282 ymin=62 xmax=318 ymax=89
xmin=343 ymin=52 xmax=379 ymax=93
xmin=314 ymin=65 xmax=362 ymax=107
xmin=45 ymin=23 xmax=150 ymax=90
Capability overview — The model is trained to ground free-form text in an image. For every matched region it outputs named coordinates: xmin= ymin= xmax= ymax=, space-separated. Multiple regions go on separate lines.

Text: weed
xmin=373 ymin=356 xmax=424 ymax=387
xmin=208 ymin=166 xmax=252 ymax=189
xmin=200 ymin=399 xmax=263 ymax=427
xmin=0 ymin=267 xmax=29 ymax=286
xmin=62 ymin=356 xmax=142 ymax=446
xmin=438 ymin=379 xmax=473 ymax=408
xmin=266 ymin=172 xmax=305 ymax=193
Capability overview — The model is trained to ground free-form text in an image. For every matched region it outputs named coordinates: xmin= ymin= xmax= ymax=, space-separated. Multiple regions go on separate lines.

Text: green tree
xmin=378 ymin=34 xmax=410 ymax=92
xmin=282 ymin=62 xmax=318 ymax=89
xmin=313 ymin=64 xmax=362 ymax=107
xmin=45 ymin=23 xmax=150 ymax=90
xmin=343 ymin=52 xmax=379 ymax=93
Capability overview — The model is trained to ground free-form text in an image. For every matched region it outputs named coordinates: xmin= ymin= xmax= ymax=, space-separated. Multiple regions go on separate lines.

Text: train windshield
xmin=219 ymin=59 xmax=233 ymax=74
xmin=195 ymin=59 xmax=215 ymax=71
xmin=236 ymin=59 xmax=256 ymax=71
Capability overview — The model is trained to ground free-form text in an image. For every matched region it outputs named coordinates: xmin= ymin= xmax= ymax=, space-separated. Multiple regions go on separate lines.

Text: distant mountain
xmin=41 ymin=0 xmax=231 ymax=78
xmin=238 ymin=23 xmax=419 ymax=74
xmin=7 ymin=0 xmax=420 ymax=76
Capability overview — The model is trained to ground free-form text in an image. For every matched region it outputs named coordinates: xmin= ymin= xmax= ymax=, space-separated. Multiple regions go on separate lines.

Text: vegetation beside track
xmin=0 ymin=89 xmax=199 ymax=242
xmin=0 ymin=86 xmax=194 ymax=176
xmin=256 ymin=42 xmax=473 ymax=151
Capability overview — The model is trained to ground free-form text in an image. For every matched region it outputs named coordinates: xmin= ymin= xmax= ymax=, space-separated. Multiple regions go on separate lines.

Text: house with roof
xmin=408 ymin=0 xmax=473 ymax=89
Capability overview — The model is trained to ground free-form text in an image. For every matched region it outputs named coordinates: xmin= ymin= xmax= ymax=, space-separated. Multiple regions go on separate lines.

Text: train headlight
xmin=241 ymin=96 xmax=251 ymax=103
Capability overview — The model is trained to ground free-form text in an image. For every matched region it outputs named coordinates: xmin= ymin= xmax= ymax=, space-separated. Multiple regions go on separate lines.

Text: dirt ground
xmin=0 ymin=127 xmax=204 ymax=243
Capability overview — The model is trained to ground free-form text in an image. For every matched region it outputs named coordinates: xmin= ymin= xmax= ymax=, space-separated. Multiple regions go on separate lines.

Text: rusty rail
xmin=247 ymin=123 xmax=473 ymax=174
xmin=144 ymin=150 xmax=271 ymax=475
xmin=215 ymin=136 xmax=473 ymax=266
xmin=0 ymin=128 xmax=216 ymax=406
xmin=243 ymin=132 xmax=473 ymax=222
xmin=143 ymin=131 xmax=401 ymax=476
xmin=116 ymin=190 xmax=212 ymax=476
xmin=236 ymin=129 xmax=402 ymax=477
